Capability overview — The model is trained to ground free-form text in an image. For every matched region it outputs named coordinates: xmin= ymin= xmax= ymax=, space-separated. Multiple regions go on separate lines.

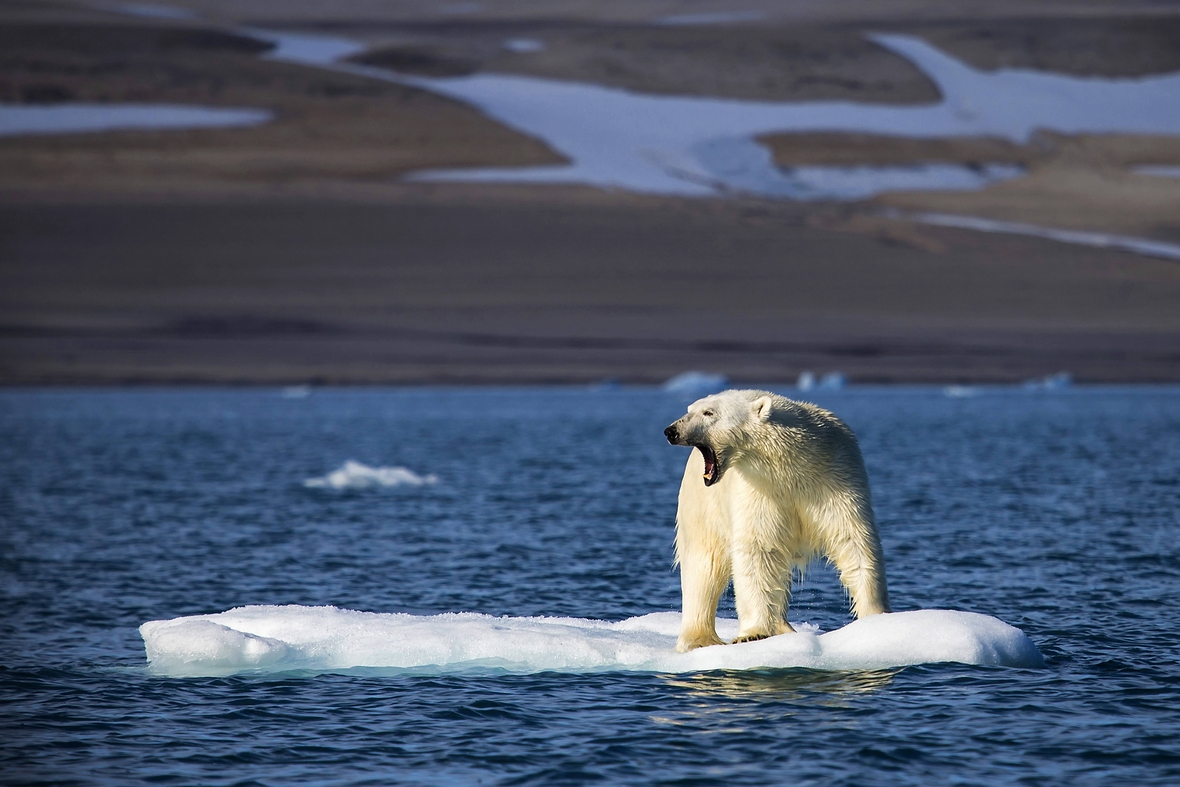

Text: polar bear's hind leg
xmin=813 ymin=493 xmax=891 ymax=617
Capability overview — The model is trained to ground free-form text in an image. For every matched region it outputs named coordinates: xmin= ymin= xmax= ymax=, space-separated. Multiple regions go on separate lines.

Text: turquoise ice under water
xmin=2 ymin=387 xmax=1179 ymax=784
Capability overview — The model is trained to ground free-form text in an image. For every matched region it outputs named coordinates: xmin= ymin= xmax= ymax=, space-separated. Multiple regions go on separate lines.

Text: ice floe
xmin=140 ymin=605 xmax=1044 ymax=677
xmin=303 ymin=461 xmax=438 ymax=489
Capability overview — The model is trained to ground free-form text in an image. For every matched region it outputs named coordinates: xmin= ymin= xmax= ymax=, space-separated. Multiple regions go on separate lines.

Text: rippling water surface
xmin=2 ymin=387 xmax=1178 ymax=785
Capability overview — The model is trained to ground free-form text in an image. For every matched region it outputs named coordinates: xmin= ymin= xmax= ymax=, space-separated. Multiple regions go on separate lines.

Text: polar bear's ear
xmin=751 ymin=395 xmax=774 ymax=421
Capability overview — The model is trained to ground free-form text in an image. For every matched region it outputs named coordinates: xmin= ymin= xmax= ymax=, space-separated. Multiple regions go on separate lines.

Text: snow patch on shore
xmin=0 ymin=104 xmax=270 ymax=137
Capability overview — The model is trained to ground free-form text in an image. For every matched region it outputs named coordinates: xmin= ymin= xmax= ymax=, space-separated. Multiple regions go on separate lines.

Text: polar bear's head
xmin=664 ymin=389 xmax=776 ymax=486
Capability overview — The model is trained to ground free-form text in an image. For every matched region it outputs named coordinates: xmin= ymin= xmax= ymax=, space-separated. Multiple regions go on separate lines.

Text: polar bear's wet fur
xmin=665 ymin=389 xmax=890 ymax=652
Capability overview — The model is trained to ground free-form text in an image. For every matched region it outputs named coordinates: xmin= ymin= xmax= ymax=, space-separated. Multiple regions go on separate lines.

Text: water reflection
xmin=649 ymin=669 xmax=896 ymax=734
xmin=653 ymin=667 xmax=897 ymax=723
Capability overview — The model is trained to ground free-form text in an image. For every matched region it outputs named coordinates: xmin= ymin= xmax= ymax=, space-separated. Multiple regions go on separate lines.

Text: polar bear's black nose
xmin=664 ymin=425 xmax=679 ymax=443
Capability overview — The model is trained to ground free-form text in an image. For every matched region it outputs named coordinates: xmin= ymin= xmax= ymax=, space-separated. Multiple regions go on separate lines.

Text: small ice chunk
xmin=797 ymin=371 xmax=816 ymax=391
xmin=1023 ymin=372 xmax=1072 ymax=391
xmin=944 ymin=385 xmax=979 ymax=398
xmin=817 ymin=372 xmax=846 ymax=391
xmin=303 ymin=460 xmax=438 ymax=489
xmin=663 ymin=372 xmax=727 ymax=397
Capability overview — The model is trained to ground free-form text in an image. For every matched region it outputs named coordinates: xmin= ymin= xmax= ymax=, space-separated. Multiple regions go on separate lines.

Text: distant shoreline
xmin=3 ymin=196 xmax=1177 ymax=387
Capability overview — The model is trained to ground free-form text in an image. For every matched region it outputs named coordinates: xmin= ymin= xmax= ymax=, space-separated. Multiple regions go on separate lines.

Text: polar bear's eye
xmin=702 ymin=409 xmax=715 ymax=417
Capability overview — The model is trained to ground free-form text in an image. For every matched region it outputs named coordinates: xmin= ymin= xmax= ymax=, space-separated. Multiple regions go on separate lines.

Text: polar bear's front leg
xmin=674 ymin=452 xmax=730 ymax=652
xmin=676 ymin=549 xmax=729 ymax=652
xmin=727 ymin=489 xmax=795 ymax=643
xmin=730 ymin=547 xmax=794 ymax=643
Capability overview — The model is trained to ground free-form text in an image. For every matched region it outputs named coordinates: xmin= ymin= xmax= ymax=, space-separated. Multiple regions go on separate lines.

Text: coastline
xmin=4 ymin=193 xmax=1177 ymax=386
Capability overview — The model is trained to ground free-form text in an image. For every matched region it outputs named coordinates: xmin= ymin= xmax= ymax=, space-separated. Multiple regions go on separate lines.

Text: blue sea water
xmin=1 ymin=386 xmax=1178 ymax=785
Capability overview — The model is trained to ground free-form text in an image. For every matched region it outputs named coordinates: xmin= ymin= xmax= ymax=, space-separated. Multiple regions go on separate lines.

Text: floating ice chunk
xmin=303 ymin=461 xmax=438 ymax=489
xmin=944 ymin=385 xmax=979 ymax=398
xmin=817 ymin=372 xmax=846 ymax=391
xmin=663 ymin=371 xmax=728 ymax=397
xmin=1023 ymin=372 xmax=1072 ymax=391
xmin=140 ymin=606 xmax=1044 ymax=678
xmin=503 ymin=38 xmax=545 ymax=53
xmin=797 ymin=371 xmax=816 ymax=391
xmin=280 ymin=385 xmax=310 ymax=399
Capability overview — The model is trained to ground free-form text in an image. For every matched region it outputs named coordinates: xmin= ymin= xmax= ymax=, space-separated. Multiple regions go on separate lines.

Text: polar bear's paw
xmin=731 ymin=622 xmax=795 ymax=644
xmin=676 ymin=631 xmax=725 ymax=652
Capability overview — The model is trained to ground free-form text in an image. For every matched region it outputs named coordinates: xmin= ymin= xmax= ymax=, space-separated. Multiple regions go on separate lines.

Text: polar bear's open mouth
xmin=695 ymin=444 xmax=719 ymax=486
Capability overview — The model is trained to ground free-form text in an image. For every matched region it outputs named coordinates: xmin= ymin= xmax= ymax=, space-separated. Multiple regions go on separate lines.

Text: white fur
xmin=667 ymin=390 xmax=890 ymax=652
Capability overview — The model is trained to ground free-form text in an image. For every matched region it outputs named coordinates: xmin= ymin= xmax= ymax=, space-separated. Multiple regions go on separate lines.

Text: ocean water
xmin=2 ymin=386 xmax=1178 ymax=785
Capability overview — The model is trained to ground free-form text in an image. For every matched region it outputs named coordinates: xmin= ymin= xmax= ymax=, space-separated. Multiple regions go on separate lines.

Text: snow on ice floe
xmin=140 ymin=606 xmax=1043 ymax=677
xmin=303 ymin=461 xmax=438 ymax=489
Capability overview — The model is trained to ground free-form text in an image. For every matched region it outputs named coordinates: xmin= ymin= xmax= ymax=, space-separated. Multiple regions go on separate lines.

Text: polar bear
xmin=664 ymin=389 xmax=890 ymax=651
